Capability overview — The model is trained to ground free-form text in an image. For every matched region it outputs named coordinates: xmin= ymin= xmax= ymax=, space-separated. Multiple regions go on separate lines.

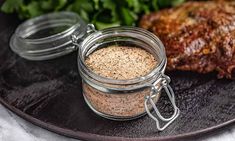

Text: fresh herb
xmin=1 ymin=0 xmax=184 ymax=29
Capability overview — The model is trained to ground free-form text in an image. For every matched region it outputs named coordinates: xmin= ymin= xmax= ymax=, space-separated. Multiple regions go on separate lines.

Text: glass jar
xmin=76 ymin=27 xmax=180 ymax=131
xmin=10 ymin=12 xmax=180 ymax=131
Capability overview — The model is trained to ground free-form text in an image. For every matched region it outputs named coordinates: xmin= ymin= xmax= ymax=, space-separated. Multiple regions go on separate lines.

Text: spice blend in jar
xmin=78 ymin=26 xmax=180 ymax=130
xmin=85 ymin=46 xmax=157 ymax=80
xmin=83 ymin=46 xmax=160 ymax=118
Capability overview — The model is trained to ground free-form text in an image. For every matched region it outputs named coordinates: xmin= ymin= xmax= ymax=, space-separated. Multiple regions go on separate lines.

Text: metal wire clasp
xmin=144 ymin=73 xmax=180 ymax=131
xmin=71 ymin=24 xmax=96 ymax=47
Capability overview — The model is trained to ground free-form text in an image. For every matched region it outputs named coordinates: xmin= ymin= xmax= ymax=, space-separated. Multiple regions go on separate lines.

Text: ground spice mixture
xmin=85 ymin=46 xmax=157 ymax=80
xmin=83 ymin=46 xmax=159 ymax=117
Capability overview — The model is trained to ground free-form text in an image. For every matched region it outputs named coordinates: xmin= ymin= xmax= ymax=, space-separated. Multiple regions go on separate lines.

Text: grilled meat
xmin=140 ymin=1 xmax=235 ymax=78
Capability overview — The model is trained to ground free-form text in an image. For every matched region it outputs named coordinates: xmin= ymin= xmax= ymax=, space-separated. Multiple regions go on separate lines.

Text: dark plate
xmin=0 ymin=12 xmax=235 ymax=141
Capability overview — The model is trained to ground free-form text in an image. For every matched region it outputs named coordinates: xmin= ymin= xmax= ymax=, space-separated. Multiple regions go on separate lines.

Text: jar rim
xmin=15 ymin=12 xmax=80 ymax=42
xmin=78 ymin=26 xmax=167 ymax=86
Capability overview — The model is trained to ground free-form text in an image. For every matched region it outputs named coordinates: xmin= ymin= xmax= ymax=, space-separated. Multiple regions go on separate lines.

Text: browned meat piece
xmin=140 ymin=1 xmax=235 ymax=79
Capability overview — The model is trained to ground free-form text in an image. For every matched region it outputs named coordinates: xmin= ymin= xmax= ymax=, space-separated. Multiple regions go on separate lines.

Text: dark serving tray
xmin=0 ymin=12 xmax=234 ymax=141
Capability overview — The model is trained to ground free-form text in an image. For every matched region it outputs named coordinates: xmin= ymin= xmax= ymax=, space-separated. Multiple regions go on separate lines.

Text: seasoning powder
xmin=83 ymin=46 xmax=159 ymax=117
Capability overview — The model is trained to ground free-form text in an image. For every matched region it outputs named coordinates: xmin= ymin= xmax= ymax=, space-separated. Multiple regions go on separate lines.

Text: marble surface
xmin=0 ymin=104 xmax=234 ymax=141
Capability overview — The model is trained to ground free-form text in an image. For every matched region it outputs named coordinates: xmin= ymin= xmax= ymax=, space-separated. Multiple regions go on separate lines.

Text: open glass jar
xmin=10 ymin=12 xmax=180 ymax=131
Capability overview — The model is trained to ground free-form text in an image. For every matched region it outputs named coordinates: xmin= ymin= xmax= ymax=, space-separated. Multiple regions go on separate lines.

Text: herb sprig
xmin=1 ymin=0 xmax=184 ymax=29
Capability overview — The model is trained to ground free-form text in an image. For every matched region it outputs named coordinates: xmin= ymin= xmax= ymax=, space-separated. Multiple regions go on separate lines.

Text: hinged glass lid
xmin=10 ymin=12 xmax=87 ymax=60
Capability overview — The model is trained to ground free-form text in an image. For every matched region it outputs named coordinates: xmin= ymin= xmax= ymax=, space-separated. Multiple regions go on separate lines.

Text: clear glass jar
xmin=76 ymin=27 xmax=180 ymax=131
xmin=10 ymin=12 xmax=180 ymax=131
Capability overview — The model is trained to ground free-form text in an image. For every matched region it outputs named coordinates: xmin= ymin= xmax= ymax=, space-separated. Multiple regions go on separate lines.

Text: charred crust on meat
xmin=140 ymin=1 xmax=235 ymax=79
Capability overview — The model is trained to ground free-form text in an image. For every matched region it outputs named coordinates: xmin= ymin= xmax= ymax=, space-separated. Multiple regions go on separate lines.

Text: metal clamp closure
xmin=71 ymin=24 xmax=96 ymax=47
xmin=144 ymin=73 xmax=180 ymax=131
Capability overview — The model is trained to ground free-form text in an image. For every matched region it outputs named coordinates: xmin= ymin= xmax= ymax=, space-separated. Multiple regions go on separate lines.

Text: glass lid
xmin=10 ymin=12 xmax=87 ymax=60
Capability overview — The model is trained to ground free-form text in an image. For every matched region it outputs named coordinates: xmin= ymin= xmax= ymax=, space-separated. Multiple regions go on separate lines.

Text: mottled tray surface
xmin=0 ymin=13 xmax=234 ymax=141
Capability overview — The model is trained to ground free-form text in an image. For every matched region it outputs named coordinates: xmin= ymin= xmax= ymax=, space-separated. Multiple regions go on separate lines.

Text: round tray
xmin=0 ymin=13 xmax=234 ymax=141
